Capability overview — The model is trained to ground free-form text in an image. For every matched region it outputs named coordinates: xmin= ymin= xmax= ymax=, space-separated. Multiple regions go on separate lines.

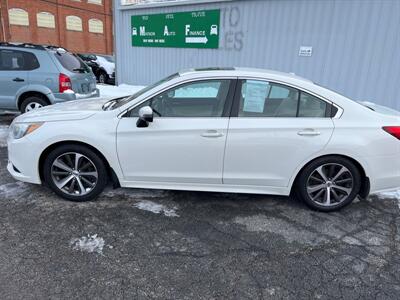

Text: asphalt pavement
xmin=0 ymin=114 xmax=399 ymax=300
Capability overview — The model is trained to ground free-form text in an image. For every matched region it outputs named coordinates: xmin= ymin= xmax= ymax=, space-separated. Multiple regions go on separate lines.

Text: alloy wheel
xmin=306 ymin=163 xmax=354 ymax=207
xmin=51 ymin=152 xmax=98 ymax=196
xmin=25 ymin=102 xmax=43 ymax=112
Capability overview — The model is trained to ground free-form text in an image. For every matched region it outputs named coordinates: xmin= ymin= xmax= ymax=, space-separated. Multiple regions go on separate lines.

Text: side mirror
xmin=136 ymin=106 xmax=154 ymax=128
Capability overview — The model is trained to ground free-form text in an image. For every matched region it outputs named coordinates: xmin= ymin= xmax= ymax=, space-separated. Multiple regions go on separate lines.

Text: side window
xmin=298 ymin=92 xmax=327 ymax=118
xmin=130 ymin=80 xmax=231 ymax=118
xmin=0 ymin=50 xmax=40 ymax=71
xmin=239 ymin=80 xmax=299 ymax=117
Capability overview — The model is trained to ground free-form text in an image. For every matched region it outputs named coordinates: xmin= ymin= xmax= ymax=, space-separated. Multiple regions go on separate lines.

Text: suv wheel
xmin=20 ymin=96 xmax=48 ymax=113
xmin=296 ymin=156 xmax=362 ymax=212
xmin=98 ymin=72 xmax=108 ymax=84
xmin=43 ymin=144 xmax=108 ymax=202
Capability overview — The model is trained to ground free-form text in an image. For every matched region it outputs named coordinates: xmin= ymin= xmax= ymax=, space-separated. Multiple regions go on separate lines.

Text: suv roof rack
xmin=0 ymin=42 xmax=46 ymax=50
xmin=42 ymin=44 xmax=68 ymax=51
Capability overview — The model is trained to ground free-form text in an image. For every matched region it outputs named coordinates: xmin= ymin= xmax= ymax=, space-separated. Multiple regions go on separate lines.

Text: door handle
xmin=201 ymin=130 xmax=224 ymax=138
xmin=12 ymin=78 xmax=25 ymax=82
xmin=297 ymin=129 xmax=321 ymax=136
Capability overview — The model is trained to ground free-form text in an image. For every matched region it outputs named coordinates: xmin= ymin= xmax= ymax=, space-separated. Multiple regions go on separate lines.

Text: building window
xmin=37 ymin=12 xmax=55 ymax=29
xmin=88 ymin=0 xmax=102 ymax=5
xmin=66 ymin=16 xmax=83 ymax=31
xmin=8 ymin=8 xmax=29 ymax=26
xmin=88 ymin=19 xmax=104 ymax=34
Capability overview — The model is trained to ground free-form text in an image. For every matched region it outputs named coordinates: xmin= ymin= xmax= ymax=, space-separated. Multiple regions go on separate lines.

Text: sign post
xmin=131 ymin=10 xmax=220 ymax=49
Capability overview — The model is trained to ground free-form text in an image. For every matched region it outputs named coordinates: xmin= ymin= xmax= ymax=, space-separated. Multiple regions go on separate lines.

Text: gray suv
xmin=0 ymin=43 xmax=99 ymax=113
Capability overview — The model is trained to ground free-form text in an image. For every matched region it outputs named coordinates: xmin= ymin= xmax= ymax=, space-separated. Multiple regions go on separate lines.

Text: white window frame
xmin=37 ymin=12 xmax=56 ymax=29
xmin=8 ymin=8 xmax=29 ymax=26
xmin=66 ymin=15 xmax=83 ymax=32
xmin=88 ymin=18 xmax=104 ymax=34
xmin=88 ymin=0 xmax=103 ymax=5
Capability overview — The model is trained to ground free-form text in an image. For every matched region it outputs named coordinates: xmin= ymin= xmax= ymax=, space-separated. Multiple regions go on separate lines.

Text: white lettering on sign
xmin=185 ymin=24 xmax=190 ymax=36
xmin=164 ymin=26 xmax=169 ymax=36
xmin=299 ymin=46 xmax=312 ymax=57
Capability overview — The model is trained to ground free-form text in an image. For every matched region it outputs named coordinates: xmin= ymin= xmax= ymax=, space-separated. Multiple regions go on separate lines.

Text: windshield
xmin=54 ymin=51 xmax=91 ymax=73
xmin=108 ymin=72 xmax=179 ymax=110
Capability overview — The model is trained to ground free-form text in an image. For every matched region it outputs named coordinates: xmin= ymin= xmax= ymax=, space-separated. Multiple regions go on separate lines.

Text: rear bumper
xmin=51 ymin=88 xmax=100 ymax=103
xmin=367 ymin=153 xmax=400 ymax=193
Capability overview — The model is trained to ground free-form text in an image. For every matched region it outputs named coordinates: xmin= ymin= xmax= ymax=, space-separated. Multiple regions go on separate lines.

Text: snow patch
xmin=70 ymin=234 xmax=106 ymax=254
xmin=375 ymin=190 xmax=400 ymax=209
xmin=134 ymin=200 xmax=179 ymax=217
xmin=0 ymin=125 xmax=9 ymax=147
xmin=0 ymin=182 xmax=30 ymax=199
xmin=97 ymin=84 xmax=145 ymax=99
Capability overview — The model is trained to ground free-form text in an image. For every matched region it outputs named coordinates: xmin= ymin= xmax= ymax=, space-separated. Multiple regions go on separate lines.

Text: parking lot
xmin=0 ymin=114 xmax=399 ymax=300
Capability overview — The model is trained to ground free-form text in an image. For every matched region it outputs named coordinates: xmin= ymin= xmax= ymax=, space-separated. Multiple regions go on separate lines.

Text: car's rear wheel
xmin=98 ymin=72 xmax=108 ymax=84
xmin=296 ymin=156 xmax=362 ymax=212
xmin=43 ymin=144 xmax=108 ymax=202
xmin=20 ymin=96 xmax=48 ymax=113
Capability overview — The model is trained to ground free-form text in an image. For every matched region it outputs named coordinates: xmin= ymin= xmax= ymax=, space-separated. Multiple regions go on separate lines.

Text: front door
xmin=117 ymin=79 xmax=236 ymax=184
xmin=223 ymin=79 xmax=335 ymax=187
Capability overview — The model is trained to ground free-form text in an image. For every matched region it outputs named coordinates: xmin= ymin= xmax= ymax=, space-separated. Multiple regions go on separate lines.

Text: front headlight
xmin=11 ymin=122 xmax=43 ymax=139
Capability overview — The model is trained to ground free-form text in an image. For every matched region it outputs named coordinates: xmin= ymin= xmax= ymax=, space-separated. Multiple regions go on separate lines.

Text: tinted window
xmin=0 ymin=49 xmax=40 ymax=71
xmin=54 ymin=51 xmax=90 ymax=73
xmin=298 ymin=92 xmax=327 ymax=117
xmin=239 ymin=80 xmax=299 ymax=117
xmin=130 ymin=80 xmax=231 ymax=117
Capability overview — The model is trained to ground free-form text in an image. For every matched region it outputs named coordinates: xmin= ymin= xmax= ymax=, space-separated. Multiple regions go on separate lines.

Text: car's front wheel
xmin=296 ymin=156 xmax=362 ymax=212
xmin=43 ymin=144 xmax=108 ymax=202
xmin=98 ymin=72 xmax=108 ymax=84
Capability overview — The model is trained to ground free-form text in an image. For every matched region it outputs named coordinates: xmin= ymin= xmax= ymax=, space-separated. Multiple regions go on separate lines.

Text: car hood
xmin=14 ymin=97 xmax=113 ymax=123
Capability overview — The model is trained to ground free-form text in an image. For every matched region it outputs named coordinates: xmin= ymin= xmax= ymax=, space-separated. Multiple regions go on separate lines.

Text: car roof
xmin=179 ymin=67 xmax=313 ymax=84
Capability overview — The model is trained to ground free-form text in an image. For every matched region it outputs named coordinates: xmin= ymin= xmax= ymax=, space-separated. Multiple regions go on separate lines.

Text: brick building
xmin=0 ymin=0 xmax=113 ymax=54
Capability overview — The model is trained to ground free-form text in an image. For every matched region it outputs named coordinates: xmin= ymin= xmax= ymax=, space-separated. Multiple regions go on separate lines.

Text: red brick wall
xmin=2 ymin=0 xmax=113 ymax=54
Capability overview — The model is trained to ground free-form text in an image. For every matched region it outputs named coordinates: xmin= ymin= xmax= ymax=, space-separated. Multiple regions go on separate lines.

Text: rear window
xmin=0 ymin=49 xmax=40 ymax=71
xmin=54 ymin=51 xmax=90 ymax=73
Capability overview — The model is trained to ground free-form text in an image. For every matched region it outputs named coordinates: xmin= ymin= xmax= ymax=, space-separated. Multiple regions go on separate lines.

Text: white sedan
xmin=7 ymin=68 xmax=400 ymax=211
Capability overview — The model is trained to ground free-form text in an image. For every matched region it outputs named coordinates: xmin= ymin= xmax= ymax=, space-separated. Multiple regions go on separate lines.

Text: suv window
xmin=54 ymin=51 xmax=90 ymax=73
xmin=0 ymin=49 xmax=40 ymax=71
xmin=130 ymin=80 xmax=231 ymax=117
xmin=238 ymin=80 xmax=329 ymax=118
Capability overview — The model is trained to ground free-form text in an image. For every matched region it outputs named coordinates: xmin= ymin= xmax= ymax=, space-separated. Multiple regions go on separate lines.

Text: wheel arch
xmin=290 ymin=154 xmax=370 ymax=198
xmin=38 ymin=140 xmax=120 ymax=188
xmin=17 ymin=91 xmax=50 ymax=110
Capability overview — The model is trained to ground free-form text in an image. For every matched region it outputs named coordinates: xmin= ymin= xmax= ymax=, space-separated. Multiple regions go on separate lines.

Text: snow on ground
xmin=70 ymin=234 xmax=107 ymax=254
xmin=97 ymin=84 xmax=145 ymax=99
xmin=375 ymin=190 xmax=400 ymax=209
xmin=134 ymin=200 xmax=179 ymax=217
xmin=0 ymin=182 xmax=30 ymax=200
xmin=0 ymin=125 xmax=9 ymax=147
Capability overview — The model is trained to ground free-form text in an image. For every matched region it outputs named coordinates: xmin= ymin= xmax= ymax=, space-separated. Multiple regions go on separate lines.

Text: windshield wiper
xmin=73 ymin=68 xmax=86 ymax=73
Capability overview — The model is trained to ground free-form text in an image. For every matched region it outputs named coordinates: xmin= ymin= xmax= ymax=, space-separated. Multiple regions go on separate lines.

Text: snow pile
xmin=134 ymin=200 xmax=179 ymax=217
xmin=97 ymin=84 xmax=145 ymax=99
xmin=0 ymin=125 xmax=9 ymax=147
xmin=70 ymin=234 xmax=106 ymax=254
xmin=375 ymin=190 xmax=400 ymax=209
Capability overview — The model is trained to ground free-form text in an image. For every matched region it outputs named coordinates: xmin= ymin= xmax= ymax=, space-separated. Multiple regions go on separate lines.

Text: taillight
xmin=383 ymin=126 xmax=400 ymax=140
xmin=59 ymin=73 xmax=72 ymax=93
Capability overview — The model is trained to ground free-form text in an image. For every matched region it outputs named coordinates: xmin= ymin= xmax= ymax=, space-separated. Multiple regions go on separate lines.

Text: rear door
xmin=223 ymin=79 xmax=335 ymax=188
xmin=52 ymin=51 xmax=96 ymax=94
xmin=116 ymin=78 xmax=236 ymax=184
xmin=0 ymin=49 xmax=33 ymax=109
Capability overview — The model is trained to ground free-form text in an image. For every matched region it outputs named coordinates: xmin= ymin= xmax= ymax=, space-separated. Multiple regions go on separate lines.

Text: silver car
xmin=0 ymin=43 xmax=99 ymax=113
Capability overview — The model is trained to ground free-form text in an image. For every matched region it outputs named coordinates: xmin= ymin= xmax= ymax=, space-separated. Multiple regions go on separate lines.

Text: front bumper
xmin=7 ymin=137 xmax=41 ymax=185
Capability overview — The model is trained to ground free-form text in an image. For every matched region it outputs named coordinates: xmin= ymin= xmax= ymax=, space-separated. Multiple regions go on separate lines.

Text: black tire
xmin=98 ymin=72 xmax=108 ymax=84
xmin=296 ymin=156 xmax=362 ymax=212
xmin=20 ymin=96 xmax=48 ymax=113
xmin=43 ymin=144 xmax=108 ymax=202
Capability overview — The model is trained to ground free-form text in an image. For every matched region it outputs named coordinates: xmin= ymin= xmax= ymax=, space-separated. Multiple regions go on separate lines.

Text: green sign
xmin=131 ymin=9 xmax=220 ymax=49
